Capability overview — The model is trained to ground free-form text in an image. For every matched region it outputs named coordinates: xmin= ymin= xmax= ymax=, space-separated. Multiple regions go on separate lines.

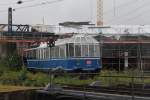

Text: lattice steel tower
xmin=96 ymin=0 xmax=103 ymax=26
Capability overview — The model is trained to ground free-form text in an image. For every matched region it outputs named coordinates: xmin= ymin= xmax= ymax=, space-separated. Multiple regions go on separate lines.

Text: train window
xmin=36 ymin=49 xmax=38 ymax=59
xmin=44 ymin=48 xmax=47 ymax=59
xmin=71 ymin=44 xmax=75 ymax=57
xmin=30 ymin=51 xmax=32 ymax=59
xmin=42 ymin=49 xmax=44 ymax=59
xmin=37 ymin=49 xmax=40 ymax=59
xmin=40 ymin=49 xmax=42 ymax=59
xmin=55 ymin=47 xmax=59 ymax=58
xmin=82 ymin=45 xmax=89 ymax=57
xmin=81 ymin=37 xmax=86 ymax=43
xmin=30 ymin=51 xmax=32 ymax=58
xmin=33 ymin=50 xmax=35 ymax=59
xmin=48 ymin=48 xmax=50 ymax=58
xmin=41 ymin=49 xmax=44 ymax=59
xmin=95 ymin=44 xmax=100 ymax=57
xmin=60 ymin=45 xmax=65 ymax=58
xmin=46 ymin=48 xmax=49 ymax=59
xmin=44 ymin=48 xmax=46 ymax=59
xmin=31 ymin=51 xmax=33 ymax=58
xmin=51 ymin=48 xmax=55 ymax=58
xmin=41 ymin=49 xmax=43 ymax=59
xmin=89 ymin=44 xmax=94 ymax=57
xmin=45 ymin=48 xmax=48 ymax=59
xmin=34 ymin=50 xmax=36 ymax=59
xmin=75 ymin=44 xmax=81 ymax=57
xmin=66 ymin=44 xmax=69 ymax=57
xmin=32 ymin=51 xmax=33 ymax=58
xmin=67 ymin=43 xmax=74 ymax=57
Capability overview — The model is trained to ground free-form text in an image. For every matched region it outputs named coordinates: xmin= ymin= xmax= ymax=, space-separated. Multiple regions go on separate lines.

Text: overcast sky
xmin=0 ymin=0 xmax=150 ymax=25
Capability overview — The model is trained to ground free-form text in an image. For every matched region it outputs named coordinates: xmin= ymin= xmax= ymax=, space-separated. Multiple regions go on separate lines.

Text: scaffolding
xmin=95 ymin=33 xmax=150 ymax=71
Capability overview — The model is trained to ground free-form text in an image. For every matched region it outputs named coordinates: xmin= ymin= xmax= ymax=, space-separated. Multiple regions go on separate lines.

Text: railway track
xmin=62 ymin=85 xmax=150 ymax=97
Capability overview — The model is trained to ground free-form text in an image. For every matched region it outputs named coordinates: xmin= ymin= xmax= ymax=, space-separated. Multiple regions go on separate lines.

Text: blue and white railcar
xmin=25 ymin=34 xmax=102 ymax=72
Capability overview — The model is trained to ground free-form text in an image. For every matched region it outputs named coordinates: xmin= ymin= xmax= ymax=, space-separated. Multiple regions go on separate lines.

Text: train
xmin=24 ymin=34 xmax=102 ymax=72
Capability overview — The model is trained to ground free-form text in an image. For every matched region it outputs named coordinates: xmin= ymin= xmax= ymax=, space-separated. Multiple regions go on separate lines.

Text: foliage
xmin=0 ymin=68 xmax=49 ymax=87
xmin=24 ymin=72 xmax=49 ymax=87
xmin=0 ymin=51 xmax=22 ymax=70
xmin=0 ymin=68 xmax=149 ymax=87
xmin=5 ymin=52 xmax=22 ymax=70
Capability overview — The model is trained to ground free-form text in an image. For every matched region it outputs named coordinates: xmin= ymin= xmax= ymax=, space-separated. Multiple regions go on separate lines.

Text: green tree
xmin=4 ymin=51 xmax=22 ymax=70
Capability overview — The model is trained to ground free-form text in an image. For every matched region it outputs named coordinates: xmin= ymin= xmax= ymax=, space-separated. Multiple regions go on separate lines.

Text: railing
xmin=47 ymin=72 xmax=150 ymax=100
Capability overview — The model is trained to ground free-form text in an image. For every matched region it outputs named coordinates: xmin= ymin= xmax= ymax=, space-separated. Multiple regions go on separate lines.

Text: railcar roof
xmin=25 ymin=34 xmax=99 ymax=51
xmin=56 ymin=34 xmax=99 ymax=46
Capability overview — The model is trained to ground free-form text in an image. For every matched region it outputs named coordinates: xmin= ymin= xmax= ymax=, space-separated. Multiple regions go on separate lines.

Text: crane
xmin=96 ymin=0 xmax=103 ymax=26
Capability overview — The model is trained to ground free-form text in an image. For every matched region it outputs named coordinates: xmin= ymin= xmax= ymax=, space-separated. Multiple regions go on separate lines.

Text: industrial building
xmin=53 ymin=25 xmax=150 ymax=71
xmin=99 ymin=33 xmax=150 ymax=71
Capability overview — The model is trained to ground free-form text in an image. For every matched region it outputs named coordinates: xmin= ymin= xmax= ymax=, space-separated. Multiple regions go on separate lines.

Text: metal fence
xmin=48 ymin=72 xmax=150 ymax=100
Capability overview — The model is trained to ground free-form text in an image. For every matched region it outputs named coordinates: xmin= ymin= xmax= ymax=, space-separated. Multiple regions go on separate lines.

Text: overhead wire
xmin=14 ymin=0 xmax=64 ymax=11
xmin=104 ymin=0 xmax=138 ymax=15
xmin=12 ymin=0 xmax=148 ymax=25
xmin=0 ymin=0 xmax=64 ymax=13
xmin=88 ymin=0 xmax=138 ymax=24
xmin=120 ymin=6 xmax=150 ymax=24
xmin=0 ymin=0 xmax=34 ymax=13
xmin=0 ymin=0 xmax=149 ymax=25
xmin=21 ymin=0 xmax=37 ymax=3
xmin=113 ymin=0 xmax=116 ymax=16
xmin=108 ymin=0 xmax=150 ymax=24
xmin=94 ymin=0 xmax=140 ymax=24
xmin=0 ymin=0 xmax=36 ymax=6
xmin=0 ymin=0 xmax=138 ymax=13
xmin=89 ymin=0 xmax=93 ymax=23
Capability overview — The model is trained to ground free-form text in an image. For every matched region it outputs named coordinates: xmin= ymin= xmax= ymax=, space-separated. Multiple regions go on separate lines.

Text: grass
xmin=0 ymin=85 xmax=38 ymax=93
xmin=0 ymin=62 xmax=150 ymax=87
xmin=0 ymin=69 xmax=149 ymax=93
xmin=53 ymin=70 xmax=150 ymax=87
xmin=54 ymin=76 xmax=94 ymax=85
xmin=0 ymin=67 xmax=49 ymax=87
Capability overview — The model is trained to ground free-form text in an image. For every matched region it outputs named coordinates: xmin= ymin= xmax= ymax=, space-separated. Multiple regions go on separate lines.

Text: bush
xmin=1 ymin=52 xmax=22 ymax=70
xmin=0 ymin=71 xmax=21 ymax=85
xmin=0 ymin=69 xmax=50 ymax=87
xmin=24 ymin=72 xmax=49 ymax=87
